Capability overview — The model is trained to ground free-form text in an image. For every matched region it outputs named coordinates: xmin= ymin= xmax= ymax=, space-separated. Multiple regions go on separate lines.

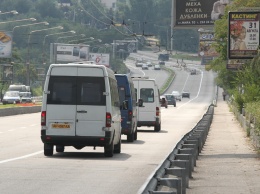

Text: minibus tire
xmin=114 ymin=138 xmax=121 ymax=153
xmin=44 ymin=143 xmax=54 ymax=156
xmin=134 ymin=128 xmax=137 ymax=140
xmin=127 ymin=132 xmax=134 ymax=142
xmin=104 ymin=142 xmax=114 ymax=157
xmin=154 ymin=123 xmax=161 ymax=132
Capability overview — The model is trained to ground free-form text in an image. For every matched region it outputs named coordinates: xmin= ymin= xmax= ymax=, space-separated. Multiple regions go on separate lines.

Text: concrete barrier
xmin=0 ymin=106 xmax=41 ymax=117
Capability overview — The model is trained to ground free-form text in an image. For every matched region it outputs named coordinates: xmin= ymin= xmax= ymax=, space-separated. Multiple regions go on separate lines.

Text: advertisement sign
xmin=227 ymin=59 xmax=245 ymax=70
xmin=53 ymin=43 xmax=89 ymax=62
xmin=115 ymin=40 xmax=138 ymax=53
xmin=0 ymin=31 xmax=12 ymax=58
xmin=201 ymin=56 xmax=214 ymax=65
xmin=89 ymin=53 xmax=110 ymax=67
xmin=228 ymin=11 xmax=260 ymax=59
xmin=174 ymin=0 xmax=231 ymax=28
xmin=2 ymin=65 xmax=13 ymax=81
xmin=199 ymin=32 xmax=218 ymax=57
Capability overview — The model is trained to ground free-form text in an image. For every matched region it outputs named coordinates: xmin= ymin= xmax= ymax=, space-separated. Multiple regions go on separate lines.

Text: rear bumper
xmin=137 ymin=118 xmax=160 ymax=127
xmin=41 ymin=130 xmax=112 ymax=147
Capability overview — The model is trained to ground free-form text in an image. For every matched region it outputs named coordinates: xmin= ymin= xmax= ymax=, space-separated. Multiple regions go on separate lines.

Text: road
xmin=0 ymin=51 xmax=216 ymax=194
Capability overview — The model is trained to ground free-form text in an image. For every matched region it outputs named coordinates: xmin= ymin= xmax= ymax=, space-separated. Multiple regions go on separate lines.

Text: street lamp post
xmin=56 ymin=34 xmax=85 ymax=42
xmin=26 ymin=26 xmax=63 ymax=85
xmin=42 ymin=30 xmax=76 ymax=64
xmin=68 ymin=37 xmax=94 ymax=44
xmin=0 ymin=18 xmax=36 ymax=25
xmin=0 ymin=10 xmax=18 ymax=15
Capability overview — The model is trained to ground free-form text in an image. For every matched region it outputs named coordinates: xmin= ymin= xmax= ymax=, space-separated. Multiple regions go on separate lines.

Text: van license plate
xmin=52 ymin=124 xmax=70 ymax=129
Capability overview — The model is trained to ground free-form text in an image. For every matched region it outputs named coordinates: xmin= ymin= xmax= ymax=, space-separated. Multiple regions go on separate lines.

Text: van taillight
xmin=41 ymin=111 xmax=46 ymax=126
xmin=106 ymin=112 xmax=112 ymax=127
xmin=128 ymin=110 xmax=132 ymax=121
xmin=156 ymin=107 xmax=160 ymax=116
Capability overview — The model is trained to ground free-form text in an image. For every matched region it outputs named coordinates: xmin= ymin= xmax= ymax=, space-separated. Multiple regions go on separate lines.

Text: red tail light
xmin=128 ymin=110 xmax=132 ymax=121
xmin=41 ymin=111 xmax=46 ymax=126
xmin=106 ymin=112 xmax=112 ymax=127
xmin=156 ymin=107 xmax=160 ymax=116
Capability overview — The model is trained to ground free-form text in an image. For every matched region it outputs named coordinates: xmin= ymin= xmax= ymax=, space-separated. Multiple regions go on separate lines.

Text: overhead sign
xmin=0 ymin=31 xmax=12 ymax=58
xmin=89 ymin=53 xmax=110 ymax=67
xmin=228 ymin=11 xmax=260 ymax=59
xmin=174 ymin=0 xmax=231 ymax=28
xmin=51 ymin=43 xmax=90 ymax=62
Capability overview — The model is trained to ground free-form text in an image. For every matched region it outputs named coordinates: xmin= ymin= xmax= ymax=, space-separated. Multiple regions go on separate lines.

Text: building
xmin=100 ymin=0 xmax=117 ymax=10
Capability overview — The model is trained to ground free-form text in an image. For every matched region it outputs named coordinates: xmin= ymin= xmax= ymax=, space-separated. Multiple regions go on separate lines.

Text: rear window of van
xmin=47 ymin=76 xmax=106 ymax=105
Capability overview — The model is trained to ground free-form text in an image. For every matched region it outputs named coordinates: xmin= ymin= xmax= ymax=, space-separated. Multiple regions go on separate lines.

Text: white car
xmin=171 ymin=90 xmax=182 ymax=101
xmin=154 ymin=65 xmax=161 ymax=70
xmin=142 ymin=63 xmax=149 ymax=70
xmin=2 ymin=91 xmax=21 ymax=105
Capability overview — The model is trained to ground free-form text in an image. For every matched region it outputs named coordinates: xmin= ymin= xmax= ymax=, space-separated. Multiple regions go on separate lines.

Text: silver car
xmin=171 ymin=90 xmax=182 ymax=101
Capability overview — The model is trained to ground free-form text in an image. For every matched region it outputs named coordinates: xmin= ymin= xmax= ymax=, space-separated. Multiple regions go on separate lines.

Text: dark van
xmin=115 ymin=74 xmax=137 ymax=142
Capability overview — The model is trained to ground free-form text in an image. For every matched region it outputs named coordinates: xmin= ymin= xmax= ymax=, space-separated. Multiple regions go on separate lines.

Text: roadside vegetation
xmin=210 ymin=0 xmax=260 ymax=133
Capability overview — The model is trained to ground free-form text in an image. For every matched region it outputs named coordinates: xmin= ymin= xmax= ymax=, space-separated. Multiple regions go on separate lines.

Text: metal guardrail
xmin=32 ymin=96 xmax=43 ymax=102
xmin=138 ymin=104 xmax=216 ymax=194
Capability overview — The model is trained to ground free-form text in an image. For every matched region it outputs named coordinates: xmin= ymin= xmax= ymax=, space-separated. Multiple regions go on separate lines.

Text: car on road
xmin=154 ymin=64 xmax=161 ymax=70
xmin=171 ymin=90 xmax=182 ymax=101
xmin=164 ymin=94 xmax=176 ymax=107
xmin=182 ymin=90 xmax=190 ymax=98
xmin=159 ymin=61 xmax=165 ymax=65
xmin=160 ymin=96 xmax=168 ymax=108
xmin=2 ymin=91 xmax=21 ymax=105
xmin=20 ymin=92 xmax=32 ymax=103
xmin=142 ymin=63 xmax=149 ymax=70
xmin=190 ymin=69 xmax=196 ymax=75
xmin=147 ymin=61 xmax=152 ymax=67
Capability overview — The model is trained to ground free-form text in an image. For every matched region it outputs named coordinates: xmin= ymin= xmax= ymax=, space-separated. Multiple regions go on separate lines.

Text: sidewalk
xmin=186 ymin=90 xmax=260 ymax=194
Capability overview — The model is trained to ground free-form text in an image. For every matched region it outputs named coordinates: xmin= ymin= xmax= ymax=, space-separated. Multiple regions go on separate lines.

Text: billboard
xmin=228 ymin=11 xmax=260 ymax=59
xmin=114 ymin=40 xmax=138 ymax=53
xmin=0 ymin=31 xmax=12 ymax=58
xmin=174 ymin=0 xmax=231 ymax=28
xmin=89 ymin=53 xmax=110 ymax=67
xmin=199 ymin=32 xmax=218 ymax=57
xmin=51 ymin=43 xmax=90 ymax=63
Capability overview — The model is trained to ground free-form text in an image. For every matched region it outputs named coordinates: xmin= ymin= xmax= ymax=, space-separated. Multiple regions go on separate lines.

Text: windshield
xmin=5 ymin=91 xmax=19 ymax=97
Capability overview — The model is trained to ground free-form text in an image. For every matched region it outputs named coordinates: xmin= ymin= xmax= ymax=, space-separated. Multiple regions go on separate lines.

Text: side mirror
xmin=138 ymin=99 xmax=143 ymax=107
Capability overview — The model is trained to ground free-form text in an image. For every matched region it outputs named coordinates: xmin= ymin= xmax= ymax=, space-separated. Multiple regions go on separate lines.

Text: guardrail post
xmin=174 ymin=154 xmax=193 ymax=178
xmin=178 ymin=148 xmax=195 ymax=171
xmin=166 ymin=167 xmax=187 ymax=194
xmin=157 ymin=178 xmax=182 ymax=194
xmin=181 ymin=144 xmax=198 ymax=162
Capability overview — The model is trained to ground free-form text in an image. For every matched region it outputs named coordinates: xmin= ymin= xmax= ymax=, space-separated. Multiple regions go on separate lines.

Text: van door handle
xmin=77 ymin=110 xmax=87 ymax=113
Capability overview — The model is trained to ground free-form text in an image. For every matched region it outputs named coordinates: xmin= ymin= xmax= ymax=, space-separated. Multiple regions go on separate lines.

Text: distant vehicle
xmin=142 ymin=63 xmax=149 ymax=70
xmin=2 ymin=91 xmax=21 ymax=105
xmin=158 ymin=53 xmax=169 ymax=61
xmin=154 ymin=65 xmax=161 ymax=70
xmin=159 ymin=61 xmax=165 ymax=65
xmin=20 ymin=92 xmax=32 ymax=103
xmin=147 ymin=61 xmax=152 ymax=67
xmin=164 ymin=94 xmax=176 ymax=107
xmin=171 ymin=90 xmax=182 ymax=101
xmin=190 ymin=69 xmax=196 ymax=75
xmin=182 ymin=90 xmax=190 ymax=98
xmin=8 ymin=84 xmax=30 ymax=92
xmin=160 ymin=96 xmax=168 ymax=108
xmin=136 ymin=62 xmax=143 ymax=67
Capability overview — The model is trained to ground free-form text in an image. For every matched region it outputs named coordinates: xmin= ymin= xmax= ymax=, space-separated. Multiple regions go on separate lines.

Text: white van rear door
xmin=137 ymin=80 xmax=157 ymax=122
xmin=75 ymin=67 xmax=106 ymax=137
xmin=46 ymin=67 xmax=77 ymax=136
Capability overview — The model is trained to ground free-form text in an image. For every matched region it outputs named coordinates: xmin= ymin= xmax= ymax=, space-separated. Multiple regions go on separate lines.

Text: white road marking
xmin=0 ymin=151 xmax=43 ymax=164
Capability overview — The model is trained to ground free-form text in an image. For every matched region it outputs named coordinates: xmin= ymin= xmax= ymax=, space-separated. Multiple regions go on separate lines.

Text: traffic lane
xmin=0 ymin=100 xmax=210 ymax=194
xmin=0 ymin=113 xmax=42 ymax=160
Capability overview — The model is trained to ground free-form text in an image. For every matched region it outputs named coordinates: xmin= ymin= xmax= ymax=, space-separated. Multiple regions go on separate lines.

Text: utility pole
xmin=170 ymin=0 xmax=174 ymax=53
